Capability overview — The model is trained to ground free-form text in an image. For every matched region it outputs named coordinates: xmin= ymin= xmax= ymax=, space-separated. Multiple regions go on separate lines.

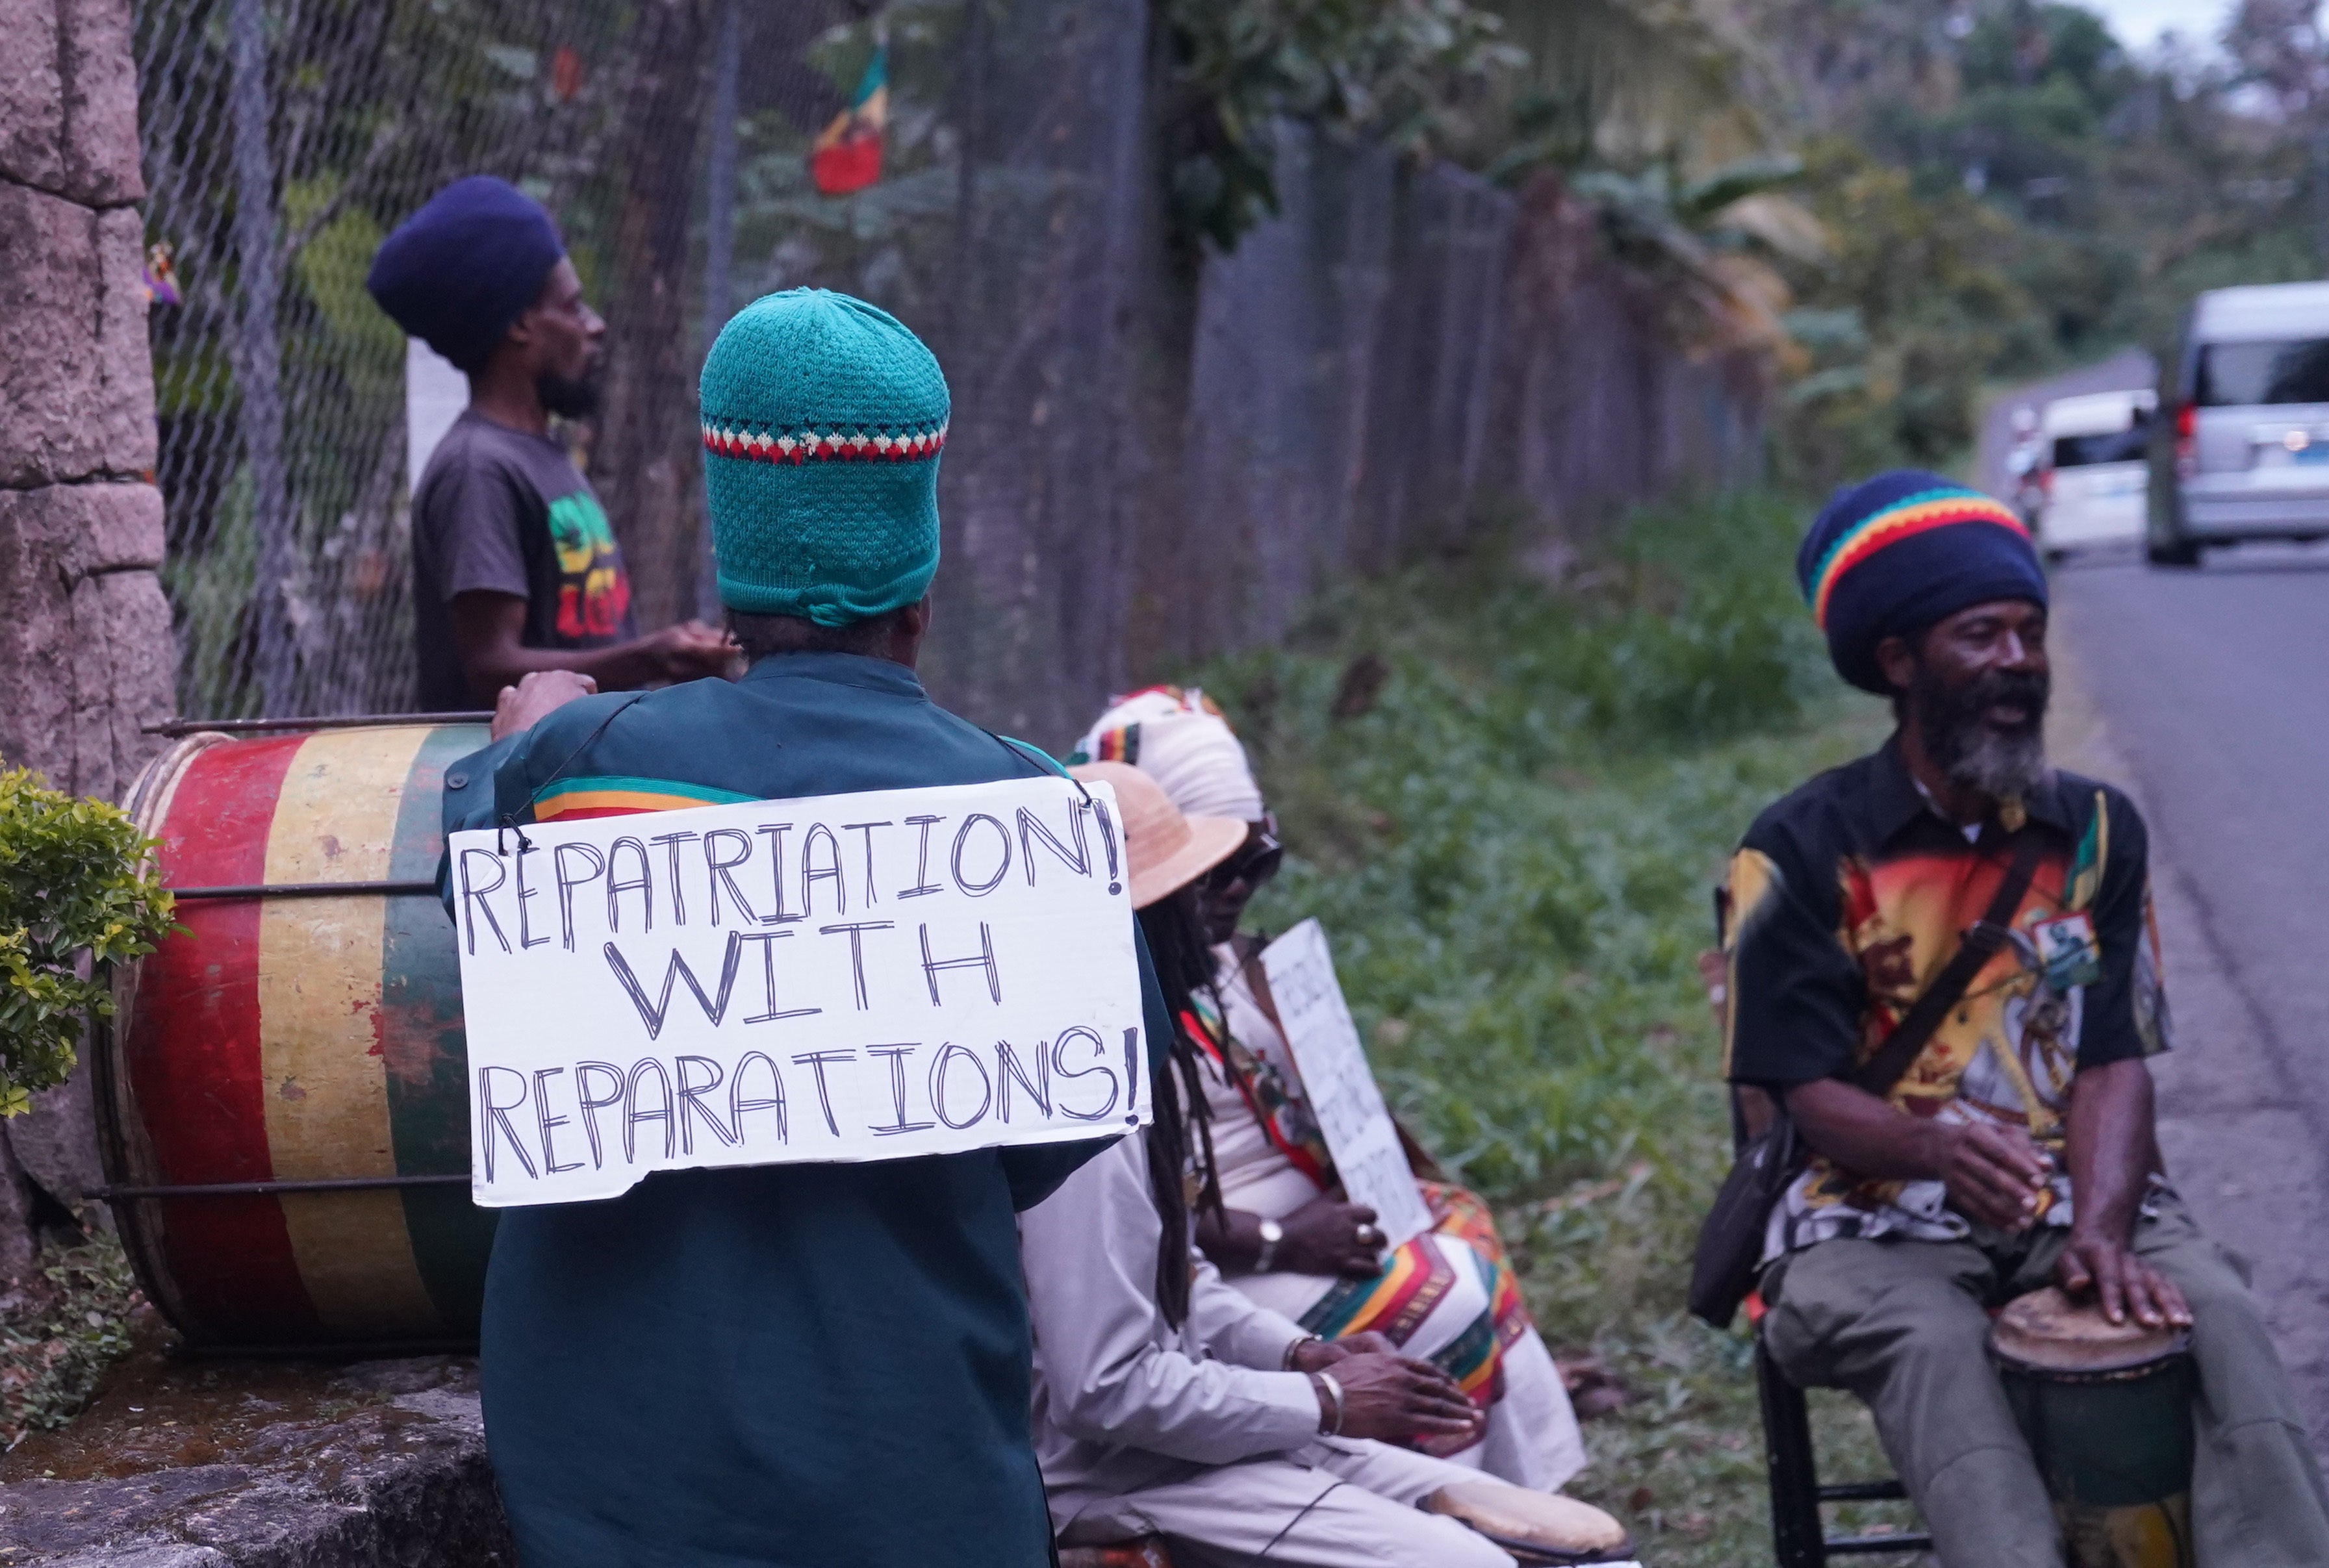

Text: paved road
xmin=1994 ymin=349 xmax=2329 ymax=1458
xmin=2048 ymin=541 xmax=2329 ymax=1461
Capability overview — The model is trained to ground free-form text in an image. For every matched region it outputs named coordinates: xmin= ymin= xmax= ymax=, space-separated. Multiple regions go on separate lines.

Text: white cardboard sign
xmin=450 ymin=776 xmax=1149 ymax=1207
xmin=1259 ymin=918 xmax=1434 ymax=1254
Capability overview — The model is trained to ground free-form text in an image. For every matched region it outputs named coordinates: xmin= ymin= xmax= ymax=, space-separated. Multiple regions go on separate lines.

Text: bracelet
xmin=1310 ymin=1370 xmax=1345 ymax=1436
xmin=1282 ymin=1335 xmax=1322 ymax=1371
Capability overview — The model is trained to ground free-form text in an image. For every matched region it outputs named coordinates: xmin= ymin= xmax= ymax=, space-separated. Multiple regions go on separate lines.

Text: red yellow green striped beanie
xmin=699 ymin=289 xmax=950 ymax=624
xmin=1796 ymin=469 xmax=2045 ymax=694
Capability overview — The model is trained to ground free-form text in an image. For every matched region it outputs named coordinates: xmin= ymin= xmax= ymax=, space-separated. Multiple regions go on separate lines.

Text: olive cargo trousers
xmin=1762 ymin=1198 xmax=2329 ymax=1567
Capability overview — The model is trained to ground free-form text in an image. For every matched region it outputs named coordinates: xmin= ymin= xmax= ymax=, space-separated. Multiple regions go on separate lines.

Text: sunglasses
xmin=1206 ymin=812 xmax=1283 ymax=892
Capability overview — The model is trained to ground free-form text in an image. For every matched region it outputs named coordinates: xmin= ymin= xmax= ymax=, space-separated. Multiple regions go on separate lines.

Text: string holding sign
xmin=452 ymin=774 xmax=1149 ymax=1207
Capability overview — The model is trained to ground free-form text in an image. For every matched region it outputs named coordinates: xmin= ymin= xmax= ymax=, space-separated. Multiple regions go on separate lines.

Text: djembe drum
xmin=1425 ymin=1481 xmax=1635 ymax=1565
xmin=1989 ymin=1285 xmax=2196 ymax=1568
xmin=96 ymin=720 xmax=496 ymax=1350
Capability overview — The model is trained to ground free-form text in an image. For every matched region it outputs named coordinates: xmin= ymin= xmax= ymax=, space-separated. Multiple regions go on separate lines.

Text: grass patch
xmin=1187 ymin=492 xmax=1926 ymax=1565
xmin=2 ymin=1232 xmax=143 ymax=1453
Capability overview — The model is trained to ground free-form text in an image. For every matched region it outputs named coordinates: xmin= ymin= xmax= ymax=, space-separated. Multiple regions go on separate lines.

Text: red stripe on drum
xmin=129 ymin=735 xmax=322 ymax=1341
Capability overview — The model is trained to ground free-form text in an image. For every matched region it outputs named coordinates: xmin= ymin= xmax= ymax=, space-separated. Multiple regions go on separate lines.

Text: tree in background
xmin=1156 ymin=0 xmax=1523 ymax=255
xmin=1748 ymin=0 xmax=2329 ymax=485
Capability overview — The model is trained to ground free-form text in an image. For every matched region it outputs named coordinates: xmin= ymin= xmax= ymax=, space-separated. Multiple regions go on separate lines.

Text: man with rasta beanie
xmin=435 ymin=290 xmax=1167 ymax=1567
xmin=367 ymin=175 xmax=730 ymax=708
xmin=1719 ymin=471 xmax=2329 ymax=1564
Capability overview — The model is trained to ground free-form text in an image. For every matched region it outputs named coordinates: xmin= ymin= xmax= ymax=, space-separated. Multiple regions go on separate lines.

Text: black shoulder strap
xmin=1853 ymin=827 xmax=2046 ymax=1098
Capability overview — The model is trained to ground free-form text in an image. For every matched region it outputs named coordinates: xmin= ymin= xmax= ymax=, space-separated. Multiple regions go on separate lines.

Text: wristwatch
xmin=1254 ymin=1217 xmax=1284 ymax=1272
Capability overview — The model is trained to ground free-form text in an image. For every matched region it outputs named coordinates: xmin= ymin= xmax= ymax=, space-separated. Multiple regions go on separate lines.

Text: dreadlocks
xmin=1135 ymin=884 xmax=1226 ymax=1328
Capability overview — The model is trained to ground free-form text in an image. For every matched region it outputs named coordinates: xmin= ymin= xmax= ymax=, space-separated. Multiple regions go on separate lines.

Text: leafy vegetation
xmin=1190 ymin=492 xmax=1909 ymax=1563
xmin=0 ymin=770 xmax=175 ymax=1116
xmin=1757 ymin=0 xmax=2329 ymax=481
xmin=1151 ymin=0 xmax=2329 ymax=479
xmin=1156 ymin=0 xmax=1521 ymax=251
xmin=0 ymin=1237 xmax=143 ymax=1452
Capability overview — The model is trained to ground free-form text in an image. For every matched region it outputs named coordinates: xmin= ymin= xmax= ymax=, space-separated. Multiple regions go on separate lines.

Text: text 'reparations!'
xmin=450 ymin=774 xmax=1149 ymax=1206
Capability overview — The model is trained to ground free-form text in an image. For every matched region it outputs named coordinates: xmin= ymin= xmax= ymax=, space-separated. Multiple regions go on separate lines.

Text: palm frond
xmin=1491 ymin=0 xmax=1774 ymax=166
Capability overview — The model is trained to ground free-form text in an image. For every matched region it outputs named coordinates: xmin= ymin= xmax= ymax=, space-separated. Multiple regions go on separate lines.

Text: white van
xmin=2036 ymin=390 xmax=2154 ymax=558
xmin=2150 ymin=281 xmax=2329 ymax=565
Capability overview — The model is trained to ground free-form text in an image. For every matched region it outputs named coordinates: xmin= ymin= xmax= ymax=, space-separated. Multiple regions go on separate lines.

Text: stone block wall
xmin=0 ymin=0 xmax=175 ymax=1278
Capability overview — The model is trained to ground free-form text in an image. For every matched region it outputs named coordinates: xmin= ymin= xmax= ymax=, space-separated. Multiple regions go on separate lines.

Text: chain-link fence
xmin=134 ymin=0 xmax=1768 ymax=748
xmin=137 ymin=0 xmax=678 ymax=720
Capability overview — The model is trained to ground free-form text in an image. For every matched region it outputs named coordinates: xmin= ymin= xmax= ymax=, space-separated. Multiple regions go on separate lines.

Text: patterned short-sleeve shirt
xmin=1722 ymin=737 xmax=2170 ymax=1256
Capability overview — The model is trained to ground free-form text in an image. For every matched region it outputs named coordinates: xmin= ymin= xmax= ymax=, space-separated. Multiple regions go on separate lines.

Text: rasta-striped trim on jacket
xmin=531 ymin=776 xmax=758 ymax=822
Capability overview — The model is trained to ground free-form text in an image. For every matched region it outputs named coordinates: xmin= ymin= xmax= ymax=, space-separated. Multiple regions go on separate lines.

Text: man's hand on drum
xmin=1937 ymin=1121 xmax=2052 ymax=1232
xmin=2056 ymin=1233 xmax=2192 ymax=1331
xmin=492 ymin=669 xmax=598 ymax=740
xmin=1279 ymin=1195 xmax=1388 ymax=1278
xmin=1319 ymin=1349 xmax=1484 ymax=1446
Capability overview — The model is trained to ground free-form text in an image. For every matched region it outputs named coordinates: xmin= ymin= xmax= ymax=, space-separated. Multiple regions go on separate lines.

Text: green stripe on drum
xmin=382 ymin=724 xmax=498 ymax=1336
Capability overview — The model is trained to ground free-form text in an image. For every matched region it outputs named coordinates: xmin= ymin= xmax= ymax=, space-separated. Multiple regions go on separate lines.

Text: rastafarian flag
xmin=811 ymin=46 xmax=887 ymax=196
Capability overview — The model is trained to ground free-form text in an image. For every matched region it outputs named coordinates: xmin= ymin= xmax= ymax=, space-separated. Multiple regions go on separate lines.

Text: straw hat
xmin=1071 ymin=761 xmax=1247 ymax=911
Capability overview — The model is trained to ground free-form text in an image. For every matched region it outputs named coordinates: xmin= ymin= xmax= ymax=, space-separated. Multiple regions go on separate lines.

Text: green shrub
xmin=0 ymin=767 xmax=176 ymax=1116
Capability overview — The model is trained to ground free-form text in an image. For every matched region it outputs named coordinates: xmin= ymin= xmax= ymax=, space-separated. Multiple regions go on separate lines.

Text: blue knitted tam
xmin=365 ymin=177 xmax=565 ymax=371
xmin=700 ymin=290 xmax=949 ymax=624
xmin=1797 ymin=468 xmax=2046 ymax=694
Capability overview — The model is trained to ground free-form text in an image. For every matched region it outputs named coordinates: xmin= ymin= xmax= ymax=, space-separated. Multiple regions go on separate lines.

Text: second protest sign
xmin=451 ymin=774 xmax=1148 ymax=1207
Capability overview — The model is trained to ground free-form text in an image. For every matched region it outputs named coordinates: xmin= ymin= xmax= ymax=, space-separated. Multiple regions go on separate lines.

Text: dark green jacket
xmin=440 ymin=653 xmax=1162 ymax=1568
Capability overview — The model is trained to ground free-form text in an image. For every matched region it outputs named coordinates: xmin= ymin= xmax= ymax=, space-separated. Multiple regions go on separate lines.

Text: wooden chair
xmin=1753 ymin=1317 xmax=1933 ymax=1567
xmin=1709 ymin=1061 xmax=1932 ymax=1568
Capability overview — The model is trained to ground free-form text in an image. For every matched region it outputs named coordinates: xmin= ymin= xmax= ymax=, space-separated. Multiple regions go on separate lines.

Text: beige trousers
xmin=1058 ymin=1439 xmax=1516 ymax=1568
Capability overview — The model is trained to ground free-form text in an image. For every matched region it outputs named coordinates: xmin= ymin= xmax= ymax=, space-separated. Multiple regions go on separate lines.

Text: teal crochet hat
xmin=699 ymin=289 xmax=950 ymax=623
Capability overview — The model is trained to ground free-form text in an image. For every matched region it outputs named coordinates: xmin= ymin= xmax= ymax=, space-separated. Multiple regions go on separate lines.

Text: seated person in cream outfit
xmin=1021 ymin=763 xmax=1636 ymax=1568
xmin=1071 ymin=690 xmax=1584 ymax=1492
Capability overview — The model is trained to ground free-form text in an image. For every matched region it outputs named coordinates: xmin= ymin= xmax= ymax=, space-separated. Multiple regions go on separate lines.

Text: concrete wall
xmin=0 ymin=0 xmax=176 ymax=1277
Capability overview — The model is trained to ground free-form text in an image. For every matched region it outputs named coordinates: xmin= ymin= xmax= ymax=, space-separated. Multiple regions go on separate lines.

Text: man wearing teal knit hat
xmin=700 ymin=287 xmax=950 ymax=626
xmin=436 ymin=290 xmax=1167 ymax=1568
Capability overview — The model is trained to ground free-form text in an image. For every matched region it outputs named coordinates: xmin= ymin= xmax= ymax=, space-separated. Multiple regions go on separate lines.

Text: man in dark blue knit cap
xmin=1716 ymin=470 xmax=2328 ymax=1564
xmin=366 ymin=175 xmax=731 ymax=709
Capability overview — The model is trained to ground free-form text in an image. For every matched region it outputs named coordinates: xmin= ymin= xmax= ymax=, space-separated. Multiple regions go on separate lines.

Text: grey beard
xmin=1942 ymin=722 xmax=2050 ymax=802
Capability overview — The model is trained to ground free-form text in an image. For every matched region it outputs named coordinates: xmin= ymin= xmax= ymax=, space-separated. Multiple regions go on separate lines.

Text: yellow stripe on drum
xmin=257 ymin=727 xmax=444 ymax=1337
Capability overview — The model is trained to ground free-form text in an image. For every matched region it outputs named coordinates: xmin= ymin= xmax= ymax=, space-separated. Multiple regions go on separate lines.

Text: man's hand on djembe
xmin=2056 ymin=1233 xmax=2192 ymax=1331
xmin=1318 ymin=1351 xmax=1483 ymax=1445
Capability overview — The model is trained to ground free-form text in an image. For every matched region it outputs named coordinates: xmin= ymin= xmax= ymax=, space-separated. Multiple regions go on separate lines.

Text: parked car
xmin=2005 ymin=404 xmax=2046 ymax=526
xmin=2034 ymin=390 xmax=2154 ymax=559
xmin=2150 ymin=280 xmax=2329 ymax=566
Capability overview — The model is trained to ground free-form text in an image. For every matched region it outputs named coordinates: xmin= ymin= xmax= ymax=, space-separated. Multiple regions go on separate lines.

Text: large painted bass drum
xmin=99 ymin=721 xmax=496 ymax=1350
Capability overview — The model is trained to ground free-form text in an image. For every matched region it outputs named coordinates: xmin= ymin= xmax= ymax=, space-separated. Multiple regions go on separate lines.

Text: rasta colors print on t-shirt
xmin=546 ymin=493 xmax=632 ymax=640
xmin=409 ymin=410 xmax=642 ymax=709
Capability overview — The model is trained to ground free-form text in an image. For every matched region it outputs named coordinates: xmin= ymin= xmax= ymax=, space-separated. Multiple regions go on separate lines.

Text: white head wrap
xmin=1071 ymin=686 xmax=1266 ymax=824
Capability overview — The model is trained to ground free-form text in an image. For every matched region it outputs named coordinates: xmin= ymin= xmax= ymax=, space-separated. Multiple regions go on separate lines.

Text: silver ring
xmin=1355 ymin=1224 xmax=1382 ymax=1247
